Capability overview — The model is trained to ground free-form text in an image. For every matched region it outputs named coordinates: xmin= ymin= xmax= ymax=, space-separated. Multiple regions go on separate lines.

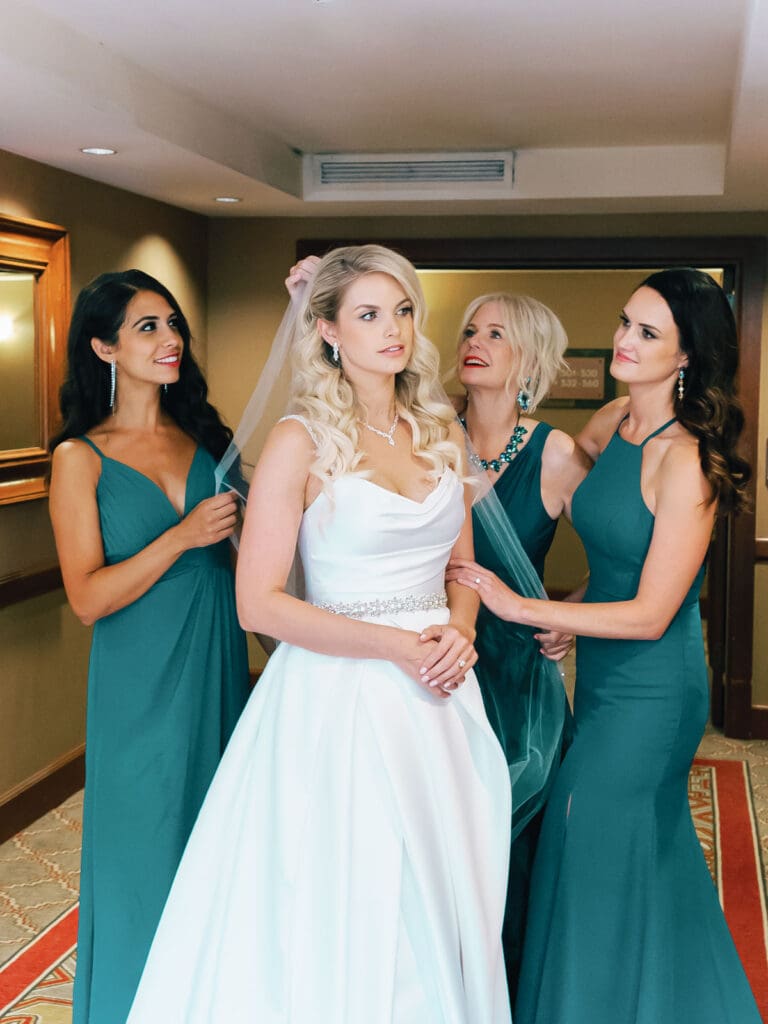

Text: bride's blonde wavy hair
xmin=289 ymin=245 xmax=461 ymax=487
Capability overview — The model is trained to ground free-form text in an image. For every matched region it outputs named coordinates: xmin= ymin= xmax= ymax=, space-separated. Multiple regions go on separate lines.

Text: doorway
xmin=297 ymin=235 xmax=765 ymax=737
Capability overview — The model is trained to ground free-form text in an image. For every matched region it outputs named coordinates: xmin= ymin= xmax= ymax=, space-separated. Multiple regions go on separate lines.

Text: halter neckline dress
xmin=515 ymin=416 xmax=761 ymax=1023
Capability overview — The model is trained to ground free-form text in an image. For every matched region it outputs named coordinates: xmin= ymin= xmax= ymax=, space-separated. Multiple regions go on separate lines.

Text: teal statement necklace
xmin=460 ymin=417 xmax=528 ymax=473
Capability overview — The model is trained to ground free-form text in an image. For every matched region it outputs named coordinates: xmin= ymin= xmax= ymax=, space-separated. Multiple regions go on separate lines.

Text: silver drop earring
xmin=332 ymin=341 xmax=340 ymax=364
xmin=109 ymin=361 xmax=117 ymax=411
xmin=677 ymin=368 xmax=685 ymax=401
xmin=163 ymin=384 xmax=169 ymax=394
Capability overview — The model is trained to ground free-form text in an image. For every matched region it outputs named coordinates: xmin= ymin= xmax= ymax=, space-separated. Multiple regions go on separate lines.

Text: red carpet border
xmin=0 ymin=904 xmax=77 ymax=1015
xmin=1 ymin=759 xmax=767 ymax=1018
xmin=694 ymin=758 xmax=768 ymax=1019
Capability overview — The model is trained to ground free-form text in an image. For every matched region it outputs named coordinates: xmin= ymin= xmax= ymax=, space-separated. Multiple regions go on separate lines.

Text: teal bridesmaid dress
xmin=472 ymin=422 xmax=570 ymax=998
xmin=73 ymin=437 xmax=250 ymax=1024
xmin=515 ymin=418 xmax=761 ymax=1024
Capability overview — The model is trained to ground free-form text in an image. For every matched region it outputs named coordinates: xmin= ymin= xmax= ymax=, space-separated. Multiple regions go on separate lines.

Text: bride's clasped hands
xmin=415 ymin=620 xmax=477 ymax=693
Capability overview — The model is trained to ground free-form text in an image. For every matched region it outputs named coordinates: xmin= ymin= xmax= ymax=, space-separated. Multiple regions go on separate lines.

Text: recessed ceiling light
xmin=214 ymin=196 xmax=242 ymax=203
xmin=80 ymin=147 xmax=117 ymax=156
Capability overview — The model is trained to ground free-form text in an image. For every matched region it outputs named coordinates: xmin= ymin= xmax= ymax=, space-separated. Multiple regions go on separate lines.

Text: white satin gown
xmin=126 ymin=466 xmax=513 ymax=1023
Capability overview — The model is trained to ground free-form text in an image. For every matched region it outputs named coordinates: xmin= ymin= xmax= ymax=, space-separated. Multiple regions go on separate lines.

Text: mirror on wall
xmin=0 ymin=271 xmax=37 ymax=451
xmin=0 ymin=214 xmax=70 ymax=505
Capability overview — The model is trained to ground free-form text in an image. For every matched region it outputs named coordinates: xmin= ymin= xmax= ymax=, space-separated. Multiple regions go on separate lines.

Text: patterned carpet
xmin=0 ymin=796 xmax=81 ymax=967
xmin=1 ymin=743 xmax=767 ymax=1020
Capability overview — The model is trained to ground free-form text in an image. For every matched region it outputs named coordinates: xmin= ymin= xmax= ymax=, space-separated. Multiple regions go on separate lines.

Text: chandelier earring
xmin=109 ymin=360 xmax=117 ymax=411
xmin=332 ymin=340 xmax=340 ymax=364
xmin=516 ymin=377 xmax=532 ymax=413
xmin=677 ymin=367 xmax=685 ymax=401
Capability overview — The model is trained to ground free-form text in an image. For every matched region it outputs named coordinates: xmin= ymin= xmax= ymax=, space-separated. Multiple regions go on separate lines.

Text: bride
xmin=126 ymin=245 xmax=513 ymax=1023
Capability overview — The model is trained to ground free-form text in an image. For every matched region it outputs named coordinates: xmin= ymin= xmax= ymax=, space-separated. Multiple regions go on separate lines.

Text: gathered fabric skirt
xmin=127 ymin=607 xmax=513 ymax=1024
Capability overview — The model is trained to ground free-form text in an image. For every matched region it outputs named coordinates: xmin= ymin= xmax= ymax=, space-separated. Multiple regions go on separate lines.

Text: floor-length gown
xmin=74 ymin=437 xmax=250 ymax=1024
xmin=127 ymin=467 xmax=512 ymax=1024
xmin=515 ymin=418 xmax=761 ymax=1024
xmin=472 ymin=422 xmax=569 ymax=1000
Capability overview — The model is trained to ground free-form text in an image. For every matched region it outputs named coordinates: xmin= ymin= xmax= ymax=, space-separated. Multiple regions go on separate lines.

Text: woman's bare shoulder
xmin=51 ymin=437 xmax=101 ymax=476
xmin=541 ymin=426 xmax=592 ymax=472
xmin=575 ymin=397 xmax=629 ymax=459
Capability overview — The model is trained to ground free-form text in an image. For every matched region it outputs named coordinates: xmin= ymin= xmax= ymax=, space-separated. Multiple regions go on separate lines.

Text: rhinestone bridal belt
xmin=316 ymin=591 xmax=448 ymax=619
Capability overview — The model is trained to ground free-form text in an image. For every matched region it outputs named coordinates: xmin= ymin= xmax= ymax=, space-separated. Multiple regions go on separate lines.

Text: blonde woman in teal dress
xmin=454 ymin=292 xmax=589 ymax=998
xmin=49 ymin=271 xmax=250 ymax=1024
xmin=449 ymin=268 xmax=760 ymax=1023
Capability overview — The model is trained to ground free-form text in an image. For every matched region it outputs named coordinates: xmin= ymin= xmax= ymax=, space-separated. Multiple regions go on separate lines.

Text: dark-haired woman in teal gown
xmin=455 ymin=292 xmax=590 ymax=998
xmin=50 ymin=271 xmax=250 ymax=1024
xmin=449 ymin=269 xmax=761 ymax=1022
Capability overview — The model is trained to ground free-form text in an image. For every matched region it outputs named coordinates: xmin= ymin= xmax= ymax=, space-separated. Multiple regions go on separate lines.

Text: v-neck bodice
xmin=79 ymin=436 xmax=230 ymax=576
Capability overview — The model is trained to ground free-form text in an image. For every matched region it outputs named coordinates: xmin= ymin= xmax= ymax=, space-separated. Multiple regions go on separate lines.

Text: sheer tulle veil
xmin=214 ymin=263 xmax=567 ymax=841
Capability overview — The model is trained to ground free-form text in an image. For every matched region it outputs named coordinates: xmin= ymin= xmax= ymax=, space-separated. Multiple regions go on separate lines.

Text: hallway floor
xmin=1 ymin=726 xmax=767 ymax=967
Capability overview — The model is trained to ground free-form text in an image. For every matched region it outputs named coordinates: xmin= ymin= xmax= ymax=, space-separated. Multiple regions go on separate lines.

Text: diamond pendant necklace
xmin=460 ymin=416 xmax=528 ymax=472
xmin=360 ymin=411 xmax=399 ymax=447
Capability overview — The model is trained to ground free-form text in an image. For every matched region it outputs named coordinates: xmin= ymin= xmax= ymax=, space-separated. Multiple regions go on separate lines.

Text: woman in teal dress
xmin=49 ymin=271 xmax=250 ymax=1024
xmin=454 ymin=292 xmax=589 ymax=997
xmin=449 ymin=268 xmax=760 ymax=1022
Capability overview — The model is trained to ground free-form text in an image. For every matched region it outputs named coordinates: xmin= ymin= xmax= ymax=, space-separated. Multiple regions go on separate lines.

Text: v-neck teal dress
xmin=515 ymin=419 xmax=761 ymax=1023
xmin=472 ymin=422 xmax=569 ymax=999
xmin=73 ymin=437 xmax=250 ymax=1024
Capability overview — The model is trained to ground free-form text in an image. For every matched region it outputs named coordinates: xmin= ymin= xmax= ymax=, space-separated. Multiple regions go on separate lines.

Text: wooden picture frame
xmin=0 ymin=213 xmax=70 ymax=506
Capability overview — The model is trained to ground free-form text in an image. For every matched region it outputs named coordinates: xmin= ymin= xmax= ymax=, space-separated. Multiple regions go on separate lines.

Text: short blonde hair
xmin=290 ymin=245 xmax=461 ymax=485
xmin=456 ymin=293 xmax=569 ymax=411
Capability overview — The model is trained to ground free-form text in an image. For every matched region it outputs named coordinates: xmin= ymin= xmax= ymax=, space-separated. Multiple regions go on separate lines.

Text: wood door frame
xmin=298 ymin=235 xmax=766 ymax=738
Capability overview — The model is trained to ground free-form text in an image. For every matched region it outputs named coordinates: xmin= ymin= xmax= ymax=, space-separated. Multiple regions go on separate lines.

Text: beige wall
xmin=0 ymin=147 xmax=208 ymax=801
xmin=207 ymin=214 xmax=768 ymax=699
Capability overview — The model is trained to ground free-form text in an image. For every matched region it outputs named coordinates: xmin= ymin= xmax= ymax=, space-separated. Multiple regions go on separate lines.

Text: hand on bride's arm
xmin=445 ymin=559 xmax=526 ymax=623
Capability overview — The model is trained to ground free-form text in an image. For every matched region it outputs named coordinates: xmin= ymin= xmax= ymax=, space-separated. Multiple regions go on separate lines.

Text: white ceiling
xmin=1 ymin=0 xmax=767 ymax=217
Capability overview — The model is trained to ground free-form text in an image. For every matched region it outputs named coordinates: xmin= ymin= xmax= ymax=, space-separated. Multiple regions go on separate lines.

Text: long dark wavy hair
xmin=50 ymin=270 xmax=233 ymax=460
xmin=639 ymin=268 xmax=750 ymax=515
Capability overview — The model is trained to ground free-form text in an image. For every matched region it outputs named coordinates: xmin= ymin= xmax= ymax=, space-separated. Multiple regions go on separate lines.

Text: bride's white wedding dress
xmin=127 ymin=465 xmax=512 ymax=1023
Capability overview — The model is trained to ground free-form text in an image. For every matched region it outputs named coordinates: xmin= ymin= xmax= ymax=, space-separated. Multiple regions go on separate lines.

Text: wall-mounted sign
xmin=541 ymin=348 xmax=616 ymax=409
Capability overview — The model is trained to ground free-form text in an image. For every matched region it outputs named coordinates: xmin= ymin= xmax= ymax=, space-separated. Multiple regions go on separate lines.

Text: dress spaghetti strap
xmin=79 ymin=435 xmax=105 ymax=457
xmin=279 ymin=414 xmax=319 ymax=450
xmin=615 ymin=414 xmax=677 ymax=447
xmin=640 ymin=417 xmax=677 ymax=446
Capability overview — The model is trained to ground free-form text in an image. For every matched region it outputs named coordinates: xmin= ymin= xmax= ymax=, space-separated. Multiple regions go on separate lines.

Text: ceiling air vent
xmin=303 ymin=151 xmax=515 ymax=201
